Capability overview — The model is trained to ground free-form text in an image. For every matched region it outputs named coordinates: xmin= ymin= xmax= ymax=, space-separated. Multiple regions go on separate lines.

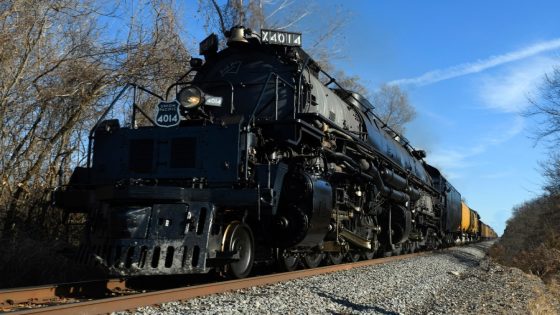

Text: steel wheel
xmin=392 ymin=244 xmax=403 ymax=256
xmin=303 ymin=252 xmax=324 ymax=269
xmin=409 ymin=242 xmax=417 ymax=253
xmin=401 ymin=242 xmax=411 ymax=254
xmin=361 ymin=250 xmax=375 ymax=260
xmin=224 ymin=223 xmax=254 ymax=279
xmin=326 ymin=252 xmax=344 ymax=265
xmin=279 ymin=251 xmax=299 ymax=271
xmin=346 ymin=251 xmax=360 ymax=262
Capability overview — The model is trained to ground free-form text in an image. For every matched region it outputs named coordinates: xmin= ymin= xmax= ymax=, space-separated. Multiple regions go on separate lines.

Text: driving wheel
xmin=224 ymin=222 xmax=254 ymax=279
xmin=303 ymin=252 xmax=324 ymax=268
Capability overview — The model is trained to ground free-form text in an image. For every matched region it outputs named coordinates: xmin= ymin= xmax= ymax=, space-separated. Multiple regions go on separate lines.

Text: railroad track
xmin=1 ymin=251 xmax=426 ymax=315
xmin=0 ymin=279 xmax=131 ymax=313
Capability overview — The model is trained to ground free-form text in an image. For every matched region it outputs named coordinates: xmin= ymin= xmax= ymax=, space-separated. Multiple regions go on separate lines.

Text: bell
xmin=227 ymin=27 xmax=248 ymax=46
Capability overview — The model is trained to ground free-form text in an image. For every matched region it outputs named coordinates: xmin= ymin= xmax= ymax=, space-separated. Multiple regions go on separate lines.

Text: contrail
xmin=388 ymin=38 xmax=560 ymax=86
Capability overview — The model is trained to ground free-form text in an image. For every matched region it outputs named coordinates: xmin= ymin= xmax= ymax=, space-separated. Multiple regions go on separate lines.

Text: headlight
xmin=178 ymin=86 xmax=203 ymax=109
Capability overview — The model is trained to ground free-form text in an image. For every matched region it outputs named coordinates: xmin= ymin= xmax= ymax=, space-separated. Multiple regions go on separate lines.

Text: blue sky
xmin=178 ymin=1 xmax=560 ymax=235
xmin=338 ymin=0 xmax=560 ymax=234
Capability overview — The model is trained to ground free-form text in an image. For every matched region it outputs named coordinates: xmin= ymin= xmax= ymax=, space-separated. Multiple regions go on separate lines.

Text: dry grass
xmin=546 ymin=277 xmax=560 ymax=304
xmin=490 ymin=194 xmax=560 ymax=314
xmin=491 ymin=232 xmax=560 ymax=282
xmin=528 ymin=278 xmax=560 ymax=315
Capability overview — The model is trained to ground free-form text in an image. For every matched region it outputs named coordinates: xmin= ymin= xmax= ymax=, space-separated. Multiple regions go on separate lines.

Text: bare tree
xmin=0 ymin=0 xmax=114 ymax=237
xmin=371 ymin=84 xmax=416 ymax=134
xmin=526 ymin=67 xmax=560 ymax=146
xmin=0 ymin=0 xmax=192 ymax=239
xmin=540 ymin=153 xmax=560 ymax=195
xmin=526 ymin=66 xmax=560 ymax=195
xmin=198 ymin=0 xmax=344 ymax=55
xmin=200 ymin=0 xmax=307 ymax=35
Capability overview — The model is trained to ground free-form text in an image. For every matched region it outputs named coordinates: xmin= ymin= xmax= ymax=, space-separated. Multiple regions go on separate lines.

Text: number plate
xmin=261 ymin=29 xmax=302 ymax=46
xmin=155 ymin=100 xmax=180 ymax=127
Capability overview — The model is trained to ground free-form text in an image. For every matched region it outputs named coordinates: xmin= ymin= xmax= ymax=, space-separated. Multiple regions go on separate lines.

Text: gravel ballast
xmin=119 ymin=242 xmax=559 ymax=315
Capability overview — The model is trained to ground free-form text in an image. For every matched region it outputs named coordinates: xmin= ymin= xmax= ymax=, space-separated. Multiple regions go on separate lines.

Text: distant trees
xmin=371 ymin=84 xmax=416 ymax=135
xmin=490 ymin=194 xmax=560 ymax=282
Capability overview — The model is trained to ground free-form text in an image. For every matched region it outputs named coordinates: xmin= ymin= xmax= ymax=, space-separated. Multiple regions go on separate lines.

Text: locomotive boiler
xmin=56 ymin=26 xmax=495 ymax=278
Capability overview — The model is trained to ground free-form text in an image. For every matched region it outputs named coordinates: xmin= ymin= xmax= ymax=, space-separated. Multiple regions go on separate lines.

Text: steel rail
xmin=8 ymin=251 xmax=426 ymax=315
xmin=0 ymin=278 xmax=127 ymax=309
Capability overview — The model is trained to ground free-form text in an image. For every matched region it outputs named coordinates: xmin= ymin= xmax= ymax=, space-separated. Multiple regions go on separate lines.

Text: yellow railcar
xmin=489 ymin=227 xmax=498 ymax=238
xmin=460 ymin=202 xmax=470 ymax=232
xmin=480 ymin=222 xmax=497 ymax=240
xmin=468 ymin=208 xmax=479 ymax=235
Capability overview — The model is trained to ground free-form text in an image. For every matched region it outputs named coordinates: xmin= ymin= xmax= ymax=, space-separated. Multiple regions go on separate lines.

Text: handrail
xmin=246 ymin=72 xmax=295 ymax=128
xmin=86 ymin=85 xmax=130 ymax=168
xmin=315 ymin=67 xmax=421 ymax=155
xmin=297 ymin=56 xmax=312 ymax=119
xmin=242 ymin=72 xmax=295 ymax=180
xmin=168 ymin=68 xmax=196 ymax=97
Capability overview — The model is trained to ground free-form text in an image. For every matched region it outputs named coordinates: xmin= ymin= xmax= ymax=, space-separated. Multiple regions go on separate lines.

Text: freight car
xmin=56 ymin=27 xmax=497 ymax=278
xmin=480 ymin=222 xmax=497 ymax=240
xmin=458 ymin=202 xmax=480 ymax=243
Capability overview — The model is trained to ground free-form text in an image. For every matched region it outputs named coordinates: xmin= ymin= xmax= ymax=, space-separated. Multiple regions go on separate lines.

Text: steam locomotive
xmin=56 ymin=27 xmax=496 ymax=278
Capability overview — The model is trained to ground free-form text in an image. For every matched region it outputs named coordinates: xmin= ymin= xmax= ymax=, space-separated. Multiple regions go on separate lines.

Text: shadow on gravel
xmin=446 ymin=250 xmax=480 ymax=267
xmin=433 ymin=244 xmax=489 ymax=268
xmin=312 ymin=288 xmax=399 ymax=315
xmin=469 ymin=242 xmax=493 ymax=251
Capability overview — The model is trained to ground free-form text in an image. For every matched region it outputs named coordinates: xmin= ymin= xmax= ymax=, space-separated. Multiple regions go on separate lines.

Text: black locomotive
xmin=56 ymin=27 xmax=493 ymax=278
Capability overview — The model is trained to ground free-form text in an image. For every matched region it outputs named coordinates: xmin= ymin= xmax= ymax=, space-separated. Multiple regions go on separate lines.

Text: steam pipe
xmin=324 ymin=149 xmax=409 ymax=203
xmin=381 ymin=169 xmax=408 ymax=190
xmin=407 ymin=186 xmax=421 ymax=201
